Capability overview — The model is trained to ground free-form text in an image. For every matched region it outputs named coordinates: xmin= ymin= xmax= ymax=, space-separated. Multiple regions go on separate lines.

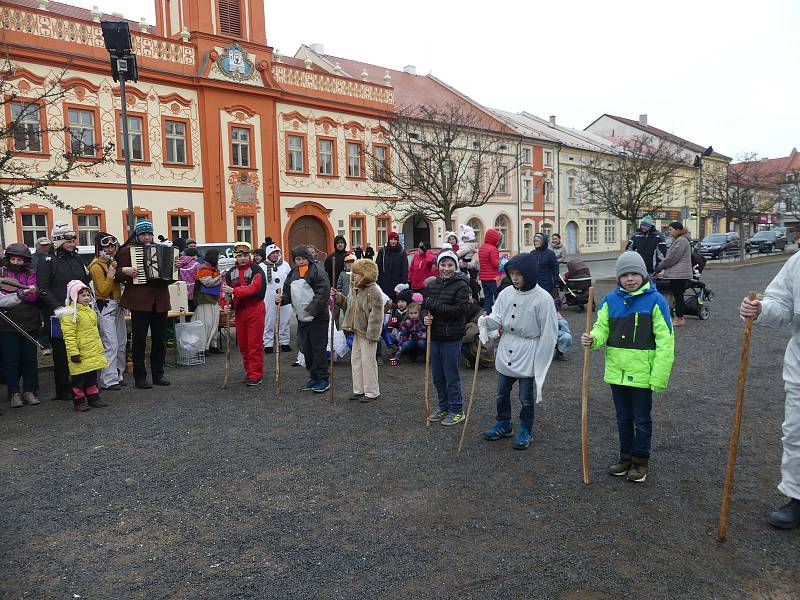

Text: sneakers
xmin=245 ymin=379 xmax=263 ymax=386
xmin=301 ymin=378 xmax=317 ymax=391
xmin=512 ymin=425 xmax=533 ymax=450
xmin=311 ymin=379 xmax=330 ymax=393
xmin=10 ymin=393 xmax=23 ymax=408
xmin=23 ymin=392 xmax=40 ymax=405
xmin=359 ymin=395 xmax=379 ymax=403
xmin=608 ymin=453 xmax=633 ymax=477
xmin=441 ymin=412 xmax=465 ymax=426
xmin=428 ymin=409 xmax=448 ymax=422
xmin=626 ymin=456 xmax=649 ymax=482
xmin=483 ymin=421 xmax=513 ymax=440
xmin=766 ymin=498 xmax=800 ymax=530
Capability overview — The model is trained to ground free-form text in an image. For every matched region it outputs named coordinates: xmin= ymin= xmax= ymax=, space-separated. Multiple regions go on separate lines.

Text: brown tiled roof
xmin=730 ymin=156 xmax=790 ymax=186
xmin=7 ymin=0 xmax=142 ymax=30
xmin=319 ymin=52 xmax=512 ymax=132
xmin=596 ymin=113 xmax=730 ymax=160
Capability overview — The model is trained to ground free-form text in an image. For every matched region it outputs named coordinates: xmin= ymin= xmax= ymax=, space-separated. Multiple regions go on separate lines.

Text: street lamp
xmin=101 ymin=21 xmax=139 ymax=238
xmin=693 ymin=145 xmax=714 ymax=239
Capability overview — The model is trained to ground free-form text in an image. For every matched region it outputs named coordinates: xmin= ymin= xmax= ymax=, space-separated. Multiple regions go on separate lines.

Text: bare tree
xmin=704 ymin=152 xmax=779 ymax=257
xmin=583 ymin=134 xmax=690 ymax=233
xmin=0 ymin=59 xmax=112 ymax=225
xmin=368 ymin=102 xmax=521 ymax=228
xmin=780 ymin=168 xmax=800 ymax=223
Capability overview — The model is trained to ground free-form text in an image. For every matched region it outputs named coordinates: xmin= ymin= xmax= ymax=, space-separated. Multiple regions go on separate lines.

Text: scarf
xmin=265 ymin=258 xmax=284 ymax=284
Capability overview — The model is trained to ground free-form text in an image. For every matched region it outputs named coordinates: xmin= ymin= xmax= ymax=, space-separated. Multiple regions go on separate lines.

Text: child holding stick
xmin=423 ymin=250 xmax=471 ymax=426
xmin=478 ymin=253 xmax=558 ymax=450
xmin=581 ymin=252 xmax=674 ymax=482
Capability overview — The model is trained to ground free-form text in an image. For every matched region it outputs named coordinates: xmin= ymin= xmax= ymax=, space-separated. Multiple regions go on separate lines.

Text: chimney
xmin=638 ymin=114 xmax=648 ymax=126
xmin=403 ymin=65 xmax=417 ymax=75
xmin=549 ymin=115 xmax=556 ymax=126
xmin=309 ymin=43 xmax=324 ymax=54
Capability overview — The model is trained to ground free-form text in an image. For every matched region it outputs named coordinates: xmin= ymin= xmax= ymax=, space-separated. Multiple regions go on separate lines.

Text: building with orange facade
xmin=1 ymin=0 xmax=559 ymax=254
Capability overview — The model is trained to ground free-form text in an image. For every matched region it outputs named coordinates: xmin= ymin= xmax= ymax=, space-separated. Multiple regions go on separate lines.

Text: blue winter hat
xmin=639 ymin=215 xmax=655 ymax=228
xmin=134 ymin=220 xmax=154 ymax=235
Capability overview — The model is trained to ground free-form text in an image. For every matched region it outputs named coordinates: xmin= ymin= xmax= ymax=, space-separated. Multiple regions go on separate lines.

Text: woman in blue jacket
xmin=530 ymin=233 xmax=560 ymax=294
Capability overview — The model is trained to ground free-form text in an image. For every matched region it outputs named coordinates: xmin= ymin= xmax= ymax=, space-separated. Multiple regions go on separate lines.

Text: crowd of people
xmin=3 ymin=214 xmax=800 ymax=530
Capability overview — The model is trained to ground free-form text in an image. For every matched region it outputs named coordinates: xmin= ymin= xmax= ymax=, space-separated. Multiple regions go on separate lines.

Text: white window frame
xmin=11 ymin=101 xmax=42 ymax=153
xmin=171 ymin=215 xmax=191 ymax=240
xmin=498 ymin=168 xmax=507 ymax=194
xmin=350 ymin=217 xmax=364 ymax=248
xmin=523 ymin=178 xmax=532 ymax=203
xmin=287 ymin=135 xmax=304 ymax=173
xmin=586 ymin=218 xmax=598 ymax=244
xmin=376 ymin=217 xmax=389 ymax=247
xmin=21 ymin=213 xmax=48 ymax=247
xmin=494 ymin=215 xmax=509 ymax=250
xmin=523 ymin=222 xmax=533 ymax=246
xmin=568 ymin=176 xmax=577 ymax=199
xmin=318 ymin=138 xmax=334 ymax=175
xmin=165 ymin=120 xmax=187 ymax=164
xmin=544 ymin=150 xmax=553 ymax=167
xmin=604 ymin=219 xmax=616 ymax=244
xmin=77 ymin=214 xmax=101 ymax=246
xmin=347 ymin=142 xmax=362 ymax=178
xmin=373 ymin=145 xmax=387 ymax=180
xmin=68 ymin=108 xmax=95 ymax=157
xmin=522 ymin=147 xmax=532 ymax=164
xmin=235 ymin=215 xmax=253 ymax=245
xmin=231 ymin=126 xmax=250 ymax=168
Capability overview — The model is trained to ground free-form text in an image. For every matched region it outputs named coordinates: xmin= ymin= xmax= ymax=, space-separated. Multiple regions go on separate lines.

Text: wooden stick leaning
xmin=329 ymin=296 xmax=335 ymax=405
xmin=459 ymin=338 xmax=483 ymax=452
xmin=581 ymin=287 xmax=595 ymax=485
xmin=274 ymin=305 xmax=281 ymax=396
xmin=222 ymin=295 xmax=232 ymax=389
xmin=716 ymin=291 xmax=758 ymax=542
xmin=423 ymin=323 xmax=432 ymax=426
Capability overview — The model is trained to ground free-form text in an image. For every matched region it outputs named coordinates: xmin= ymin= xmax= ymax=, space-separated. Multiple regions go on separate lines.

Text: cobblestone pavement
xmin=2 ymin=260 xmax=799 ymax=599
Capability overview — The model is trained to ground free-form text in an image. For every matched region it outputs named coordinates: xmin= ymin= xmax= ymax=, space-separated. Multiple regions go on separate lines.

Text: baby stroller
xmin=559 ymin=259 xmax=594 ymax=312
xmin=682 ymin=253 xmax=714 ymax=320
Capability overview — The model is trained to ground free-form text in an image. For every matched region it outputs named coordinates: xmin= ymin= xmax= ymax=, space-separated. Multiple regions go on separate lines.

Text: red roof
xmin=7 ymin=0 xmax=142 ymax=30
xmin=729 ymin=156 xmax=789 ymax=186
xmin=316 ymin=51 xmax=513 ymax=133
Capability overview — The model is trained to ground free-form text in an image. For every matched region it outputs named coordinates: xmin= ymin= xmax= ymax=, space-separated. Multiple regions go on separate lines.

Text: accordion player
xmin=129 ymin=244 xmax=179 ymax=284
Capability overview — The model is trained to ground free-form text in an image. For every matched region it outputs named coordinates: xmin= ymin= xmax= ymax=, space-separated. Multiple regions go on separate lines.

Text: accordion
xmin=130 ymin=244 xmax=179 ymax=284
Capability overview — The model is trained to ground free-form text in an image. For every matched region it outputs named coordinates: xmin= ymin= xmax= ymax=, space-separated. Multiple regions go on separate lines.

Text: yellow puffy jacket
xmin=59 ymin=303 xmax=109 ymax=376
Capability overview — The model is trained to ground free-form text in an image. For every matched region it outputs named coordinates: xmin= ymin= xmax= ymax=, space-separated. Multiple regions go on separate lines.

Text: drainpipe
xmin=516 ymin=139 xmax=522 ymax=253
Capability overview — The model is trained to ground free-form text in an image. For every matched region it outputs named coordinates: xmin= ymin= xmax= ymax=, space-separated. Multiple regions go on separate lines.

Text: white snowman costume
xmin=261 ymin=244 xmax=293 ymax=349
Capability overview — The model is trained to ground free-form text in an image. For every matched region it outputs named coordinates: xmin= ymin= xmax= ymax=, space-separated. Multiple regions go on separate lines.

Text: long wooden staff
xmin=222 ymin=295 xmax=233 ymax=389
xmin=581 ymin=287 xmax=595 ymax=485
xmin=274 ymin=304 xmax=281 ymax=396
xmin=716 ymin=291 xmax=758 ymax=542
xmin=329 ymin=263 xmax=337 ymax=405
xmin=459 ymin=338 xmax=483 ymax=452
xmin=423 ymin=323 xmax=432 ymax=426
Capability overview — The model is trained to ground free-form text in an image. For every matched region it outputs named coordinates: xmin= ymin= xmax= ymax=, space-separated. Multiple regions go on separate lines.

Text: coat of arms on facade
xmin=219 ymin=45 xmax=255 ymax=81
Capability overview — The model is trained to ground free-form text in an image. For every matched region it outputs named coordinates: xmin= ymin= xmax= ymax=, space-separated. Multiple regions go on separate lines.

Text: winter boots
xmin=766 ymin=498 xmax=800 ymax=530
xmin=608 ymin=453 xmax=632 ymax=476
xmin=626 ymin=456 xmax=649 ymax=482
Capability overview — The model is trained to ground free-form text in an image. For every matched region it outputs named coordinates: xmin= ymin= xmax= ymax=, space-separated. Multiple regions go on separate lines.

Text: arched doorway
xmin=288 ymin=215 xmax=328 ymax=253
xmin=565 ymin=221 xmax=579 ymax=254
xmin=402 ymin=215 xmax=431 ymax=248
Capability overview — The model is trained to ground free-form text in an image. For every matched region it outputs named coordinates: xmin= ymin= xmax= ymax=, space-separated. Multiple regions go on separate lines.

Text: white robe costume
xmin=261 ymin=245 xmax=293 ymax=348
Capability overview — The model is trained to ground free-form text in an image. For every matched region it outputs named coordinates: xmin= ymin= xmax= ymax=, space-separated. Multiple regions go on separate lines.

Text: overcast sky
xmin=72 ymin=0 xmax=799 ymax=160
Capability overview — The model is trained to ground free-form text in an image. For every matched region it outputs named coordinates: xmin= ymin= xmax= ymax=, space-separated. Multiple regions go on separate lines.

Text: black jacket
xmin=36 ymin=248 xmax=89 ymax=313
xmin=324 ymin=235 xmax=348 ymax=286
xmin=376 ymin=244 xmax=408 ymax=299
xmin=423 ymin=273 xmax=471 ymax=342
xmin=626 ymin=228 xmax=667 ymax=274
xmin=281 ymin=251 xmax=331 ymax=319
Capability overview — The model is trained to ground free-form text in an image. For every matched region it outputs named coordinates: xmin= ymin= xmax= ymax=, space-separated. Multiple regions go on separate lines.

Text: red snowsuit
xmin=226 ymin=259 xmax=266 ymax=382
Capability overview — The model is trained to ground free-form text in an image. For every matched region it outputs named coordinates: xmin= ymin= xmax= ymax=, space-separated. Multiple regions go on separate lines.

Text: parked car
xmin=775 ymin=227 xmax=795 ymax=243
xmin=746 ymin=230 xmax=787 ymax=254
xmin=700 ymin=232 xmax=741 ymax=259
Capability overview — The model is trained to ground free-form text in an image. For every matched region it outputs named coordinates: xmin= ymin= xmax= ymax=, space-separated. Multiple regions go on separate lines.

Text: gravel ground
xmin=2 ymin=261 xmax=799 ymax=599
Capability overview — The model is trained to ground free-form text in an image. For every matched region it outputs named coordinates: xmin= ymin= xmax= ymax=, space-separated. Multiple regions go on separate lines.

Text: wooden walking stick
xmin=274 ymin=305 xmax=281 ymax=396
xmin=581 ymin=287 xmax=595 ymax=485
xmin=329 ymin=295 xmax=335 ymax=405
xmin=716 ymin=291 xmax=758 ymax=542
xmin=221 ymin=295 xmax=233 ymax=389
xmin=423 ymin=322 xmax=432 ymax=426
xmin=459 ymin=338 xmax=483 ymax=452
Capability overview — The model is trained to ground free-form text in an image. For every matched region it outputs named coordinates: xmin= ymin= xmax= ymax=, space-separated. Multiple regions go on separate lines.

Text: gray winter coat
xmin=655 ymin=232 xmax=693 ymax=280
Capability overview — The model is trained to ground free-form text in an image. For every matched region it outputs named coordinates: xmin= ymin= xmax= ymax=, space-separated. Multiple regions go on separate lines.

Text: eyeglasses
xmin=99 ymin=236 xmax=118 ymax=247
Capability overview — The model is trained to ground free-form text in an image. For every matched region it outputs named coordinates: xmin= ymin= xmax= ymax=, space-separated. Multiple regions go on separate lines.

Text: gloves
xmin=477 ymin=315 xmax=489 ymax=345
xmin=70 ymin=355 xmax=82 ymax=364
